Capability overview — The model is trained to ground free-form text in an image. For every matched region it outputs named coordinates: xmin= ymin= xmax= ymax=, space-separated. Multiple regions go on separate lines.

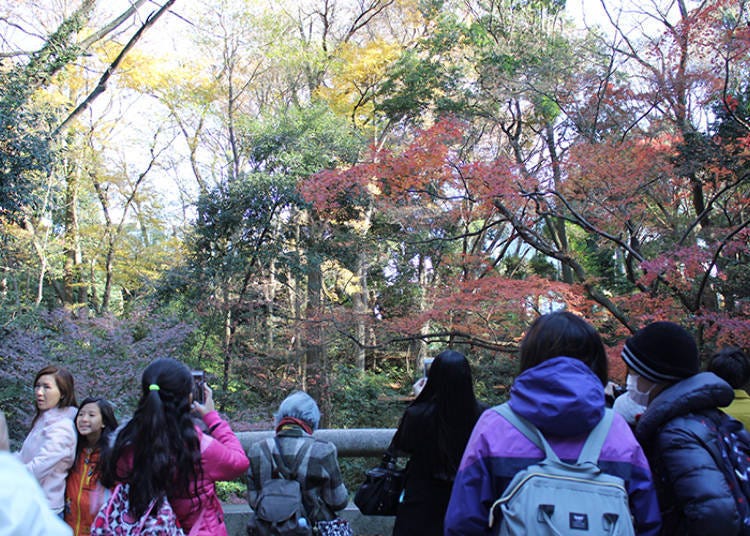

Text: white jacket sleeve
xmin=24 ymin=418 xmax=76 ymax=481
xmin=0 ymin=452 xmax=73 ymax=536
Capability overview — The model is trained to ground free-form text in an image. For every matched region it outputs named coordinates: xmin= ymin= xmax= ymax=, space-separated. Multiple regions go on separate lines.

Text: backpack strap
xmin=493 ymin=403 xmax=614 ymax=465
xmin=266 ymin=436 xmax=314 ymax=481
xmin=493 ymin=403 xmax=561 ymax=463
xmin=576 ymin=409 xmax=614 ymax=465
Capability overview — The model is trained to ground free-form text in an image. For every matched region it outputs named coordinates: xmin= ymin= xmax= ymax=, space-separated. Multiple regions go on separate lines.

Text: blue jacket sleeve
xmin=626 ymin=461 xmax=662 ymax=536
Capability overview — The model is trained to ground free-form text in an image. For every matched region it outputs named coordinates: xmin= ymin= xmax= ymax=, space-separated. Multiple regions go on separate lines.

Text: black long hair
xmin=73 ymin=397 xmax=118 ymax=465
xmin=518 ymin=311 xmax=609 ymax=385
xmin=100 ymin=358 xmax=202 ymax=517
xmin=408 ymin=349 xmax=483 ymax=476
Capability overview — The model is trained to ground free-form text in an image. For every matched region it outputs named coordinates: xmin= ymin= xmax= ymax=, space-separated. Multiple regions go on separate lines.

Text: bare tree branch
xmin=78 ymin=0 xmax=150 ymax=50
xmin=52 ymin=0 xmax=178 ymax=138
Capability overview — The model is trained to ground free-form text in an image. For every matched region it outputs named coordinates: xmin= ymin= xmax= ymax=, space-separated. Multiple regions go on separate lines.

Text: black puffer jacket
xmin=636 ymin=372 xmax=737 ymax=536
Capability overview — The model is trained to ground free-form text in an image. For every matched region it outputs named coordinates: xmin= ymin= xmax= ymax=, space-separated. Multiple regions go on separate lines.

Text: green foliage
xmin=327 ymin=364 xmax=410 ymax=491
xmin=0 ymin=377 xmax=28 ymax=450
xmin=376 ymin=15 xmax=471 ymax=121
xmin=191 ymin=171 xmax=299 ymax=278
xmin=529 ymin=255 xmax=558 ymax=279
xmin=567 ymin=226 xmax=634 ymax=294
xmin=215 ymin=479 xmax=247 ymax=504
xmin=471 ymin=350 xmax=517 ymax=407
xmin=0 ymin=2 xmax=94 ymax=221
xmin=328 ymin=364 xmax=407 ymax=429
xmin=243 ymin=102 xmax=362 ymax=178
xmin=0 ymin=73 xmax=56 ymax=220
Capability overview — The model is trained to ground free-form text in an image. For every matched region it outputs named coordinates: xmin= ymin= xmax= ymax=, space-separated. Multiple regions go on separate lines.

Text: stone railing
xmin=225 ymin=428 xmax=398 ymax=536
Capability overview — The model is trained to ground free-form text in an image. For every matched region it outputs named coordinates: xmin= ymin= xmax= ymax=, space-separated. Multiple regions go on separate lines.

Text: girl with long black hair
xmin=65 ymin=397 xmax=118 ymax=535
xmin=391 ymin=349 xmax=485 ymax=536
xmin=99 ymin=358 xmax=248 ymax=535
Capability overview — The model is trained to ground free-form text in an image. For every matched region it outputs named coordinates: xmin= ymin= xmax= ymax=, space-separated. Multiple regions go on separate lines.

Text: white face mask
xmin=626 ymin=373 xmax=654 ymax=406
xmin=613 ymin=391 xmax=646 ymax=425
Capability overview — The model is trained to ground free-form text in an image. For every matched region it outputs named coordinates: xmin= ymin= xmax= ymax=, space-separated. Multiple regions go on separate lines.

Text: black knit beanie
xmin=621 ymin=321 xmax=700 ymax=383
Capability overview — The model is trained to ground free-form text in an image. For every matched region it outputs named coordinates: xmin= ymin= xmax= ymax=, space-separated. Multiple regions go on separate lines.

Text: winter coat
xmin=390 ymin=399 xmax=483 ymax=536
xmin=18 ymin=406 xmax=78 ymax=513
xmin=247 ymin=425 xmax=349 ymax=523
xmin=0 ymin=451 xmax=73 ymax=535
xmin=444 ymin=356 xmax=662 ymax=536
xmin=635 ymin=372 xmax=738 ymax=536
xmin=115 ymin=410 xmax=249 ymax=536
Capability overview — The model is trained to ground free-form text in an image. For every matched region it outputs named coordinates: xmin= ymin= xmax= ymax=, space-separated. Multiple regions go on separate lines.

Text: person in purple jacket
xmin=444 ymin=311 xmax=661 ymax=535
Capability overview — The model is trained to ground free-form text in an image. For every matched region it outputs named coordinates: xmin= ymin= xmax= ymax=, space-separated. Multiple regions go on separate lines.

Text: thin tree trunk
xmin=101 ymin=239 xmax=115 ymax=312
xmin=222 ymin=285 xmax=232 ymax=394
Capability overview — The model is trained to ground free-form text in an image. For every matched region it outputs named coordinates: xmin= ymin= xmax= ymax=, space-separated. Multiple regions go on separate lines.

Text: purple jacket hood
xmin=508 ymin=356 xmax=605 ymax=437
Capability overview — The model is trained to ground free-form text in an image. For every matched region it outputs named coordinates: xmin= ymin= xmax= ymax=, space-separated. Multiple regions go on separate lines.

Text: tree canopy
xmin=1 ymin=0 xmax=748 ymax=437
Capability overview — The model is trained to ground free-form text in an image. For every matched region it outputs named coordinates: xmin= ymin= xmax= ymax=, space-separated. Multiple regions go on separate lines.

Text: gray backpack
xmin=490 ymin=404 xmax=635 ymax=536
xmin=247 ymin=438 xmax=314 ymax=536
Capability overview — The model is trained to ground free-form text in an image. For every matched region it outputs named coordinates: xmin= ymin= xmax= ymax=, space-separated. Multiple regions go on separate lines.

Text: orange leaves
xmin=639 ymin=246 xmax=714 ymax=292
xmin=698 ymin=312 xmax=750 ymax=349
xmin=301 ymin=117 xmax=522 ymax=220
xmin=299 ymin=163 xmax=377 ymax=215
xmin=382 ymin=274 xmax=587 ymax=343
xmin=565 ymin=137 xmax=684 ymax=234
xmin=566 ymin=137 xmax=677 ymax=202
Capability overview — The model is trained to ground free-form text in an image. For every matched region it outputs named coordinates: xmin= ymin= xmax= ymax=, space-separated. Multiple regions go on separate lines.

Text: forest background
xmin=1 ymin=0 xmax=749 ymax=493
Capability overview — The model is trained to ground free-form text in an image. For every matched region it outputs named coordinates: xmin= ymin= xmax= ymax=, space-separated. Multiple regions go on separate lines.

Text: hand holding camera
xmin=191 ymin=371 xmax=215 ymax=416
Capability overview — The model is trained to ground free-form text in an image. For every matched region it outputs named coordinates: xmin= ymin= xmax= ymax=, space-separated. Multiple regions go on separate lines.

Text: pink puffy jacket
xmin=173 ymin=411 xmax=249 ymax=535
xmin=118 ymin=410 xmax=249 ymax=536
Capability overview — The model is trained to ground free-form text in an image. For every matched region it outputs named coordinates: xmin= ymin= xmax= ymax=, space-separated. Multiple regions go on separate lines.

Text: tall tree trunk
xmin=305 ymin=216 xmax=328 ymax=426
xmin=545 ymin=122 xmax=574 ymax=284
xmin=352 ymin=266 xmax=367 ymax=371
xmin=222 ymin=284 xmax=232 ymax=394
xmin=60 ymin=136 xmax=87 ymax=307
xmin=354 ymin=205 xmax=374 ymax=370
xmin=291 ymin=220 xmax=306 ymax=386
xmin=62 ymin=172 xmax=78 ymax=305
xmin=407 ymin=254 xmax=429 ymax=371
xmin=306 ymin=256 xmax=324 ymax=389
xmin=265 ymin=262 xmax=276 ymax=351
xmin=101 ymin=239 xmax=115 ymax=312
xmin=88 ymin=259 xmax=100 ymax=311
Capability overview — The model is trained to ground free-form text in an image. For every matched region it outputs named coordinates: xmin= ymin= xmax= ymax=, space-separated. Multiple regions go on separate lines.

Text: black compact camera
xmin=191 ymin=370 xmax=205 ymax=404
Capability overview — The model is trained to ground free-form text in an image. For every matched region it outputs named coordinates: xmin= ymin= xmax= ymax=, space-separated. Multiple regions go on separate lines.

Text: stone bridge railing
xmin=225 ymin=428 xmax=398 ymax=536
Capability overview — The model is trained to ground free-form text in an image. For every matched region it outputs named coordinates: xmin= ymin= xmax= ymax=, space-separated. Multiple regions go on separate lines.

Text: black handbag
xmin=353 ymin=452 xmax=405 ymax=516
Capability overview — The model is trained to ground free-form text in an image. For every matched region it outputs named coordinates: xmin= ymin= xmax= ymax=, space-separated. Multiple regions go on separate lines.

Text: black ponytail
xmin=101 ymin=358 xmax=202 ymax=517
